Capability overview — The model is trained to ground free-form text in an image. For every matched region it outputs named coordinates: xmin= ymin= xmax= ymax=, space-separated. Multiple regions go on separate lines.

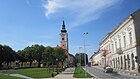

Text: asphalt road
xmin=85 ymin=66 xmax=140 ymax=79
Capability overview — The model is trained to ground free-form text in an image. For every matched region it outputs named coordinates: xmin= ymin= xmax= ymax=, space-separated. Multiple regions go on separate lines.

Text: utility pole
xmin=83 ymin=32 xmax=88 ymax=77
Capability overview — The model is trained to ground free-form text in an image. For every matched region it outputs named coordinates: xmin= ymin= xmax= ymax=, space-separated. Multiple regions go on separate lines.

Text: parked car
xmin=103 ymin=66 xmax=113 ymax=73
xmin=93 ymin=64 xmax=98 ymax=66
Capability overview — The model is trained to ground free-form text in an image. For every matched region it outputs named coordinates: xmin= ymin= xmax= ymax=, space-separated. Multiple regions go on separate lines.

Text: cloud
xmin=42 ymin=0 xmax=122 ymax=28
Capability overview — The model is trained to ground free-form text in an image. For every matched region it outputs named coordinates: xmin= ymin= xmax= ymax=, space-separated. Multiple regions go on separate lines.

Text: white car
xmin=103 ymin=66 xmax=113 ymax=73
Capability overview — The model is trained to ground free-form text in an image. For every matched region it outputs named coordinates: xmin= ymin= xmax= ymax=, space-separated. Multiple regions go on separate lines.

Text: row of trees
xmin=17 ymin=45 xmax=67 ymax=68
xmin=0 ymin=44 xmax=67 ymax=68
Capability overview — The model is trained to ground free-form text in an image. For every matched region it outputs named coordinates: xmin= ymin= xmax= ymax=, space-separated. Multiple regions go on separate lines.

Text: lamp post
xmin=83 ymin=32 xmax=88 ymax=77
xmin=56 ymin=58 xmax=58 ymax=74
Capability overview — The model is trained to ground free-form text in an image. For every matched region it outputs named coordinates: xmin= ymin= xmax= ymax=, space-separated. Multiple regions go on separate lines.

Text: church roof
xmin=61 ymin=20 xmax=67 ymax=33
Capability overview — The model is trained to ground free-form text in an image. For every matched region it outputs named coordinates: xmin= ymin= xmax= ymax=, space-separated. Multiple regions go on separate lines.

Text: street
xmin=86 ymin=66 xmax=140 ymax=79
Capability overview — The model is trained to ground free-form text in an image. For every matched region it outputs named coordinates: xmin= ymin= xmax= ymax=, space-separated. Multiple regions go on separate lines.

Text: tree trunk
xmin=62 ymin=61 xmax=64 ymax=71
xmin=21 ymin=62 xmax=23 ymax=67
xmin=6 ymin=62 xmax=9 ymax=69
xmin=30 ymin=61 xmax=32 ymax=67
xmin=38 ymin=61 xmax=41 ymax=67
xmin=0 ymin=63 xmax=2 ymax=68
xmin=52 ymin=63 xmax=54 ymax=72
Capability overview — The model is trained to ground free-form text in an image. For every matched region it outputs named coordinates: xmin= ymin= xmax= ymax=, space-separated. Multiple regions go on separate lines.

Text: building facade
xmin=91 ymin=9 xmax=140 ymax=73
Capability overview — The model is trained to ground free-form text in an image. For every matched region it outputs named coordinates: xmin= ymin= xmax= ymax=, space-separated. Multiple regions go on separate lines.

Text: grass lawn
xmin=73 ymin=67 xmax=92 ymax=78
xmin=10 ymin=68 xmax=59 ymax=78
xmin=0 ymin=74 xmax=24 ymax=79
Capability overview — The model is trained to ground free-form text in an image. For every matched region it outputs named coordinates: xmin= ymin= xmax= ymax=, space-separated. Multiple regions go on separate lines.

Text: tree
xmin=0 ymin=44 xmax=5 ymax=67
xmin=0 ymin=45 xmax=17 ymax=68
xmin=42 ymin=46 xmax=54 ymax=67
xmin=75 ymin=53 xmax=88 ymax=66
xmin=32 ymin=44 xmax=45 ymax=67
xmin=42 ymin=46 xmax=67 ymax=72
xmin=53 ymin=47 xmax=67 ymax=65
xmin=16 ymin=50 xmax=27 ymax=67
xmin=23 ymin=46 xmax=34 ymax=67
xmin=3 ymin=45 xmax=15 ymax=68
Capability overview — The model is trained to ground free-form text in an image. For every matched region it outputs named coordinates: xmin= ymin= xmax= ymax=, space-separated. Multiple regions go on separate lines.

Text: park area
xmin=0 ymin=67 xmax=63 ymax=78
xmin=0 ymin=67 xmax=93 ymax=79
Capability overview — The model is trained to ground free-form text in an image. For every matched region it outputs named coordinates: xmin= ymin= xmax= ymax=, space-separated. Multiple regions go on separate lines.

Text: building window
xmin=129 ymin=32 xmax=132 ymax=45
xmin=124 ymin=55 xmax=126 ymax=69
xmin=115 ymin=41 xmax=117 ymax=50
xmin=127 ymin=54 xmax=130 ymax=70
xmin=109 ymin=44 xmax=110 ymax=51
xmin=131 ymin=53 xmax=135 ymax=69
xmin=114 ymin=58 xmax=116 ymax=68
xmin=119 ymin=38 xmax=121 ymax=48
xmin=118 ymin=57 xmax=120 ymax=69
xmin=62 ymin=38 xmax=64 ymax=40
xmin=123 ymin=36 xmax=126 ymax=48
xmin=116 ymin=58 xmax=117 ymax=68
xmin=121 ymin=56 xmax=123 ymax=69
xmin=112 ymin=44 xmax=114 ymax=53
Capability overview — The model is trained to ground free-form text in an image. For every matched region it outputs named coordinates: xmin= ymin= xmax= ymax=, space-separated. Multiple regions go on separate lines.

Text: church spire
xmin=61 ymin=20 xmax=67 ymax=33
xmin=62 ymin=20 xmax=65 ymax=29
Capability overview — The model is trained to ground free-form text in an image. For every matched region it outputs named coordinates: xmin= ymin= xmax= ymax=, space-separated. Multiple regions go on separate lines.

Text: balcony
xmin=116 ymin=48 xmax=123 ymax=54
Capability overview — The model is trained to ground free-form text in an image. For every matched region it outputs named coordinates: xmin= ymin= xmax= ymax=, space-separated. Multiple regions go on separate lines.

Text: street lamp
xmin=83 ymin=32 xmax=88 ymax=77
xmin=56 ymin=58 xmax=58 ymax=74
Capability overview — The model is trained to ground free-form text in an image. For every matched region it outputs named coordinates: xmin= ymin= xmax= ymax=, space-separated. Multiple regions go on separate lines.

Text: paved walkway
xmin=5 ymin=74 xmax=33 ymax=79
xmin=1 ymin=70 xmax=33 ymax=79
xmin=41 ymin=68 xmax=93 ymax=79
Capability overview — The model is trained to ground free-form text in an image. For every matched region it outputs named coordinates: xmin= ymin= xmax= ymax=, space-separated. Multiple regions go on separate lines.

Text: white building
xmin=91 ymin=9 xmax=140 ymax=73
xmin=109 ymin=9 xmax=140 ymax=73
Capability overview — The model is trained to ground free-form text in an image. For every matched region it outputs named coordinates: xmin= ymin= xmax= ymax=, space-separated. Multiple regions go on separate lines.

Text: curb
xmin=82 ymin=67 xmax=97 ymax=79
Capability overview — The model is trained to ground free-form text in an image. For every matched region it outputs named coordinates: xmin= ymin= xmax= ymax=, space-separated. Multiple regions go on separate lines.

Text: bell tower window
xmin=62 ymin=38 xmax=64 ymax=40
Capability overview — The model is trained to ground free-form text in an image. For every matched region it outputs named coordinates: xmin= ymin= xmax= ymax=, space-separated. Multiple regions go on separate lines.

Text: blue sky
xmin=0 ymin=0 xmax=140 ymax=58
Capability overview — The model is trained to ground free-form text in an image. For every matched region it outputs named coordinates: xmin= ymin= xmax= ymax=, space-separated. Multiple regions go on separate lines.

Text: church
xmin=60 ymin=20 xmax=76 ymax=67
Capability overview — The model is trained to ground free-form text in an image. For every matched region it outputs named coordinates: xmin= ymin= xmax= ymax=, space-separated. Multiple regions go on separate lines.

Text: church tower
xmin=60 ymin=20 xmax=69 ymax=53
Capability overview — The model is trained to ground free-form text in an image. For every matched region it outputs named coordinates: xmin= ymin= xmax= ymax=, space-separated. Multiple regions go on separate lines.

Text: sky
xmin=0 ymin=0 xmax=140 ymax=58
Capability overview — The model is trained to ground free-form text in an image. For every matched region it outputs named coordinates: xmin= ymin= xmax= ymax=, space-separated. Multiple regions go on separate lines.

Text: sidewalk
xmin=41 ymin=68 xmax=93 ymax=79
xmin=93 ymin=66 xmax=140 ymax=78
xmin=113 ymin=68 xmax=140 ymax=78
